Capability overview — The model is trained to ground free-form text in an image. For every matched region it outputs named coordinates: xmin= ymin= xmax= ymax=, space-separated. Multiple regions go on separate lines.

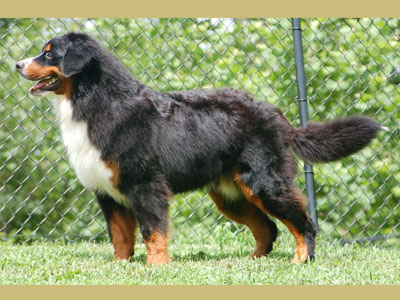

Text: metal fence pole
xmin=291 ymin=18 xmax=318 ymax=228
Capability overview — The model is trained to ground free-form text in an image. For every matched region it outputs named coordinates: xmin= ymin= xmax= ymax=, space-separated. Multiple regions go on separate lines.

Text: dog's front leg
xmin=128 ymin=180 xmax=171 ymax=265
xmin=96 ymin=193 xmax=137 ymax=261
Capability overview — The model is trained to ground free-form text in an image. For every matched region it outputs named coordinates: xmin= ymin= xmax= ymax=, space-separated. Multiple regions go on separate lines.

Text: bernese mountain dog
xmin=16 ymin=32 xmax=383 ymax=265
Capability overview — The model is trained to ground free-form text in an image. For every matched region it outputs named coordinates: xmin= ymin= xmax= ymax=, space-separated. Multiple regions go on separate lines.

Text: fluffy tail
xmin=291 ymin=115 xmax=383 ymax=163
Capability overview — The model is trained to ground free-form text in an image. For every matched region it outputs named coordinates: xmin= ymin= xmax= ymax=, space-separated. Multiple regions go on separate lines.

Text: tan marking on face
xmin=54 ymin=77 xmax=74 ymax=99
xmin=25 ymin=62 xmax=74 ymax=99
xmin=110 ymin=210 xmax=136 ymax=261
xmin=144 ymin=231 xmax=169 ymax=265
xmin=25 ymin=62 xmax=61 ymax=80
xmin=45 ymin=43 xmax=52 ymax=52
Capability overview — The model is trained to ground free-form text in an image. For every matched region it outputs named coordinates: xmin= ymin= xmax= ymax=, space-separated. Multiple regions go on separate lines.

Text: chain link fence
xmin=0 ymin=18 xmax=399 ymax=245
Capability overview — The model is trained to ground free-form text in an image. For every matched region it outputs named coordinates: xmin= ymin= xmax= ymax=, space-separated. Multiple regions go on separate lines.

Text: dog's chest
xmin=54 ymin=98 xmax=128 ymax=207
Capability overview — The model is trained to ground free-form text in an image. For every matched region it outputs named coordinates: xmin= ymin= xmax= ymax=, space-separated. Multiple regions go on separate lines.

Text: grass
xmin=0 ymin=224 xmax=399 ymax=285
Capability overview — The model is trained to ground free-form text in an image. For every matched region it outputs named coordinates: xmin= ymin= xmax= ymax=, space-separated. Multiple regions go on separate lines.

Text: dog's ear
xmin=60 ymin=35 xmax=94 ymax=78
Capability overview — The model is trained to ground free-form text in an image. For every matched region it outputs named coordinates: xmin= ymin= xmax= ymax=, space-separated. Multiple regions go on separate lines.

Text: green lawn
xmin=0 ymin=224 xmax=399 ymax=285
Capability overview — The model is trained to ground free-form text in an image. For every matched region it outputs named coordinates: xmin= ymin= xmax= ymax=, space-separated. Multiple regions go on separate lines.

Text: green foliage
xmin=0 ymin=18 xmax=398 ymax=243
xmin=300 ymin=19 xmax=400 ymax=240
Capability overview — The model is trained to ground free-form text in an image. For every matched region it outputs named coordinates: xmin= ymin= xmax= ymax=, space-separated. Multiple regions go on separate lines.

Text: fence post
xmin=291 ymin=18 xmax=318 ymax=228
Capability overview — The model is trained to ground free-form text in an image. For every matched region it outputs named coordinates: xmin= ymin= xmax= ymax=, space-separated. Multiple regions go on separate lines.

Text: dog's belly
xmin=211 ymin=173 xmax=244 ymax=203
xmin=54 ymin=98 xmax=128 ymax=207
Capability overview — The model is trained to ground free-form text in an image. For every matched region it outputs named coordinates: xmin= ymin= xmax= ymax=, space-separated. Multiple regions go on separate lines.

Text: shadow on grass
xmin=70 ymin=245 xmax=293 ymax=264
xmin=170 ymin=250 xmax=293 ymax=262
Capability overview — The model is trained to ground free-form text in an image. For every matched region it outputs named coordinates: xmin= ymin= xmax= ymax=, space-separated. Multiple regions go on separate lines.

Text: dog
xmin=16 ymin=32 xmax=383 ymax=264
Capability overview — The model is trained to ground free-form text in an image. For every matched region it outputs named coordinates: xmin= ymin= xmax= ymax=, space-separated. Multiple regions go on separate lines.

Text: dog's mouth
xmin=29 ymin=75 xmax=62 ymax=96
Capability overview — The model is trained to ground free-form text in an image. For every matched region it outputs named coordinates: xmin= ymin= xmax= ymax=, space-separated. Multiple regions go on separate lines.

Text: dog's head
xmin=16 ymin=32 xmax=96 ymax=97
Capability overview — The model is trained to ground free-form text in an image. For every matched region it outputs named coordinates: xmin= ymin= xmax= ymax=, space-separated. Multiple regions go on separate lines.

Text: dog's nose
xmin=16 ymin=61 xmax=25 ymax=71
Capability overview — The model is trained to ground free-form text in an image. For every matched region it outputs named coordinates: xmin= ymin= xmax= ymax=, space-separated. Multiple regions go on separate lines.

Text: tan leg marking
xmin=281 ymin=220 xmax=308 ymax=264
xmin=234 ymin=172 xmax=276 ymax=217
xmin=209 ymin=188 xmax=275 ymax=258
xmin=145 ymin=231 xmax=169 ymax=265
xmin=110 ymin=210 xmax=136 ymax=260
xmin=234 ymin=172 xmax=309 ymax=264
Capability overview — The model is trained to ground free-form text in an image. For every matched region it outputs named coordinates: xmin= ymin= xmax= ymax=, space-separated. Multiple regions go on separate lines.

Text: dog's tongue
xmin=29 ymin=81 xmax=46 ymax=93
xmin=29 ymin=78 xmax=50 ymax=94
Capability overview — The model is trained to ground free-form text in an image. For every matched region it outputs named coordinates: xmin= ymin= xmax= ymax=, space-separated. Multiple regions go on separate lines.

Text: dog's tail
xmin=291 ymin=115 xmax=384 ymax=163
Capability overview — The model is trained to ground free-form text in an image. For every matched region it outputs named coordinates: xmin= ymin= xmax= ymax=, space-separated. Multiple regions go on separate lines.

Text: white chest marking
xmin=54 ymin=98 xmax=128 ymax=207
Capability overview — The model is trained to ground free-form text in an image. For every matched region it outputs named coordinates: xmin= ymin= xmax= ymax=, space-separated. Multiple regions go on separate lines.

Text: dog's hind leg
xmin=209 ymin=183 xmax=278 ymax=258
xmin=97 ymin=193 xmax=137 ymax=261
xmin=235 ymin=173 xmax=317 ymax=264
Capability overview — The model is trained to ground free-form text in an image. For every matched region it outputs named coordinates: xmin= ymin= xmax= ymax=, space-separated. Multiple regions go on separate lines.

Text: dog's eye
xmin=45 ymin=52 xmax=53 ymax=59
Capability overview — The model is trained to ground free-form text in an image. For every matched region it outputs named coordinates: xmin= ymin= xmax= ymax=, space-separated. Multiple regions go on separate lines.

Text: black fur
xmin=292 ymin=115 xmax=382 ymax=163
xmin=17 ymin=32 xmax=382 ymax=262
